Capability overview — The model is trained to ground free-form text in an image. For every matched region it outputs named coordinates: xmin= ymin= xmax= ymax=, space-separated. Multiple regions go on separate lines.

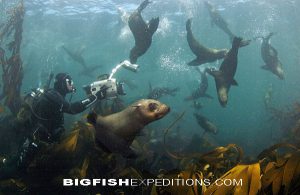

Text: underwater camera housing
xmin=83 ymin=74 xmax=126 ymax=99
xmin=84 ymin=60 xmax=138 ymax=99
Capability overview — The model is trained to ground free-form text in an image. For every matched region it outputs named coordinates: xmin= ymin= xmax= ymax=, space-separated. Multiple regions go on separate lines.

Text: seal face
xmin=186 ymin=18 xmax=228 ymax=66
xmin=136 ymin=99 xmax=170 ymax=121
xmin=87 ymin=99 xmax=170 ymax=157
xmin=206 ymin=37 xmax=242 ymax=107
xmin=260 ymin=33 xmax=284 ymax=80
xmin=128 ymin=0 xmax=159 ymax=64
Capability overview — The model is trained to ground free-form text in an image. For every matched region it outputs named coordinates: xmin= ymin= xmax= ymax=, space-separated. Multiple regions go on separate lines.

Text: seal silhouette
xmin=186 ymin=18 xmax=228 ymax=66
xmin=259 ymin=33 xmax=284 ymax=80
xmin=204 ymin=1 xmax=251 ymax=47
xmin=207 ymin=37 xmax=242 ymax=107
xmin=128 ymin=0 xmax=159 ymax=64
xmin=87 ymin=99 xmax=170 ymax=157
xmin=185 ymin=67 xmax=213 ymax=101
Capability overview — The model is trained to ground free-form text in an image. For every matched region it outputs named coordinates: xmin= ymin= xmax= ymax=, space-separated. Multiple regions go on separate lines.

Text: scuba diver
xmin=0 ymin=73 xmax=107 ymax=179
xmin=28 ymin=73 xmax=106 ymax=141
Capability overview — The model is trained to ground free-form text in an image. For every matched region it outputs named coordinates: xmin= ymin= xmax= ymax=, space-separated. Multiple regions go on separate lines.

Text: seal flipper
xmin=137 ymin=0 xmax=151 ymax=13
xmin=89 ymin=112 xmax=138 ymax=158
xmin=188 ymin=58 xmax=205 ymax=66
xmin=254 ymin=32 xmax=275 ymax=42
xmin=188 ymin=58 xmax=200 ymax=66
xmin=148 ymin=17 xmax=159 ymax=35
xmin=231 ymin=79 xmax=238 ymax=86
xmin=95 ymin=128 xmax=137 ymax=158
xmin=186 ymin=18 xmax=192 ymax=31
xmin=265 ymin=32 xmax=275 ymax=43
xmin=261 ymin=65 xmax=270 ymax=71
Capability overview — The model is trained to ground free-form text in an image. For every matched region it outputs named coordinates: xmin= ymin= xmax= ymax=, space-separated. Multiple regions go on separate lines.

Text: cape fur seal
xmin=185 ymin=67 xmax=213 ymax=101
xmin=186 ymin=18 xmax=228 ymax=66
xmin=87 ymin=99 xmax=170 ymax=157
xmin=258 ymin=33 xmax=284 ymax=80
xmin=62 ymin=45 xmax=86 ymax=67
xmin=204 ymin=1 xmax=251 ymax=47
xmin=148 ymin=83 xmax=179 ymax=100
xmin=62 ymin=45 xmax=102 ymax=77
xmin=194 ymin=113 xmax=218 ymax=136
xmin=206 ymin=37 xmax=242 ymax=107
xmin=128 ymin=0 xmax=159 ymax=64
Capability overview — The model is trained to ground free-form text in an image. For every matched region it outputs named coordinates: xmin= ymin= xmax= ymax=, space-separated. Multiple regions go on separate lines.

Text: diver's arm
xmin=63 ymin=95 xmax=98 ymax=114
xmin=43 ymin=89 xmax=93 ymax=114
xmin=63 ymin=88 xmax=107 ymax=114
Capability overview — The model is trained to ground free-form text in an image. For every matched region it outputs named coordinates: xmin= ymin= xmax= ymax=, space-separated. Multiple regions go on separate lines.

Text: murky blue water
xmin=1 ymin=0 xmax=300 ymax=156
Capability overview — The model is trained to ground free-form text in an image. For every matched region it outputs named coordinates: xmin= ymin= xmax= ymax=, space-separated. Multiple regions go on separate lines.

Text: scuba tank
xmin=18 ymin=72 xmax=54 ymax=123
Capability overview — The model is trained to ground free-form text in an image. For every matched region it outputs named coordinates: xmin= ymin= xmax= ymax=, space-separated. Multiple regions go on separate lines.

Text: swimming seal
xmin=186 ymin=18 xmax=228 ymax=66
xmin=87 ymin=99 xmax=170 ymax=157
xmin=62 ymin=45 xmax=102 ymax=77
xmin=128 ymin=0 xmax=159 ymax=64
xmin=204 ymin=1 xmax=251 ymax=47
xmin=206 ymin=37 xmax=242 ymax=107
xmin=148 ymin=83 xmax=179 ymax=100
xmin=62 ymin=45 xmax=86 ymax=67
xmin=194 ymin=113 xmax=218 ymax=135
xmin=259 ymin=33 xmax=284 ymax=80
xmin=185 ymin=67 xmax=213 ymax=101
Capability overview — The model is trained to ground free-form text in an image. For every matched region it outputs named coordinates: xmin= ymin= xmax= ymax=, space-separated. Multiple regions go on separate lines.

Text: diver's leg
xmin=0 ymin=138 xmax=39 ymax=179
xmin=0 ymin=155 xmax=19 ymax=179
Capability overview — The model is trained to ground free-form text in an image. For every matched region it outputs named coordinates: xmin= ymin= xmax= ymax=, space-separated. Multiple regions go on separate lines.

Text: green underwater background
xmin=15 ymin=0 xmax=300 ymax=154
xmin=1 ymin=0 xmax=300 ymax=194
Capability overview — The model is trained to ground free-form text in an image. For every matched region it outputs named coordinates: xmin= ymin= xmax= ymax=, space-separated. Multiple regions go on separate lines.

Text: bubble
xmin=118 ymin=26 xmax=131 ymax=41
xmin=156 ymin=17 xmax=172 ymax=38
xmin=159 ymin=47 xmax=189 ymax=73
xmin=177 ymin=0 xmax=199 ymax=18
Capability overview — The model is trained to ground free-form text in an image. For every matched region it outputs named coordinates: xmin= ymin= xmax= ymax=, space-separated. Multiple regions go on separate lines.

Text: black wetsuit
xmin=31 ymin=88 xmax=97 ymax=142
xmin=0 ymin=88 xmax=99 ymax=179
